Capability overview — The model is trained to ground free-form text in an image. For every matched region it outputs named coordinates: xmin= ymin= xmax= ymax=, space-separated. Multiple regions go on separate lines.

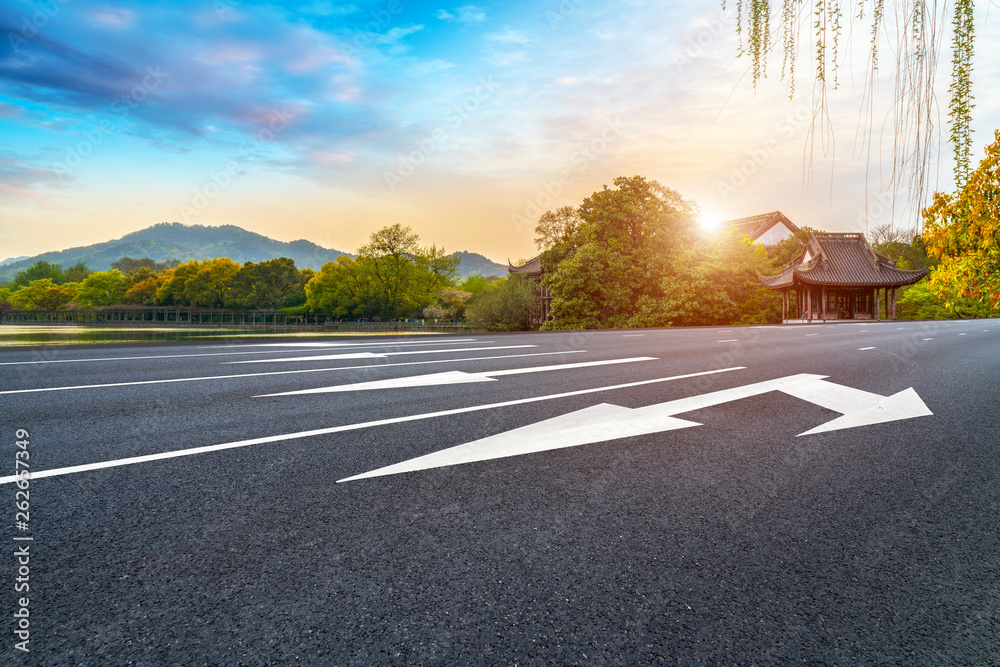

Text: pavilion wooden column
xmin=821 ymin=286 xmax=827 ymax=320
xmin=807 ymin=287 xmax=813 ymax=321
xmin=891 ymin=288 xmax=897 ymax=320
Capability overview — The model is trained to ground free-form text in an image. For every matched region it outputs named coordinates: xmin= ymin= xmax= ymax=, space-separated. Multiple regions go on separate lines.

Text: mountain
xmin=452 ymin=251 xmax=507 ymax=279
xmin=0 ymin=223 xmax=349 ymax=281
xmin=0 ymin=223 xmax=509 ymax=282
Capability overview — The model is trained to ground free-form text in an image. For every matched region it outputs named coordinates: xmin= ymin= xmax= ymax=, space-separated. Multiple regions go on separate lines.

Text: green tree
xmin=14 ymin=261 xmax=65 ymax=286
xmin=8 ymin=279 xmax=77 ymax=309
xmin=76 ymin=270 xmax=128 ymax=307
xmin=305 ymin=256 xmax=379 ymax=318
xmin=155 ymin=260 xmax=205 ymax=305
xmin=64 ymin=262 xmax=91 ymax=283
xmin=184 ymin=258 xmax=240 ymax=308
xmin=227 ymin=258 xmax=305 ymax=309
xmin=542 ymin=176 xmax=699 ymax=329
xmin=465 ymin=275 xmax=538 ymax=331
xmin=534 ymin=205 xmax=582 ymax=251
xmin=358 ymin=224 xmax=421 ymax=318
xmin=922 ymin=129 xmax=1000 ymax=313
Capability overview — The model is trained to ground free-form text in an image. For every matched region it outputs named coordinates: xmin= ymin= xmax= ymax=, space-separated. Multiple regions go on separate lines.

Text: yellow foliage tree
xmin=922 ymin=130 xmax=1000 ymax=312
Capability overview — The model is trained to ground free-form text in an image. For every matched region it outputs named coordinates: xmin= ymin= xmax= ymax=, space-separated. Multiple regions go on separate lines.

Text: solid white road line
xmin=0 ymin=351 xmax=586 ymax=396
xmin=0 ymin=339 xmax=490 ymax=366
xmin=256 ymin=357 xmax=657 ymax=396
xmin=205 ymin=339 xmax=481 ymax=349
xmin=223 ymin=345 xmax=536 ymax=364
xmin=0 ymin=366 xmax=746 ymax=485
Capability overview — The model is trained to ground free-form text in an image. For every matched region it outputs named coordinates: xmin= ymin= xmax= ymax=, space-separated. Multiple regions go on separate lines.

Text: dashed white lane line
xmin=805 ymin=333 xmax=819 ymax=336
xmin=0 ymin=350 xmax=585 ymax=396
xmin=958 ymin=333 xmax=967 ymax=336
xmin=923 ymin=338 xmax=934 ymax=341
xmin=621 ymin=334 xmax=645 ymax=337
xmin=0 ymin=366 xmax=746 ymax=485
xmin=858 ymin=347 xmax=876 ymax=351
xmin=223 ymin=345 xmax=535 ymax=364
xmin=717 ymin=339 xmax=739 ymax=343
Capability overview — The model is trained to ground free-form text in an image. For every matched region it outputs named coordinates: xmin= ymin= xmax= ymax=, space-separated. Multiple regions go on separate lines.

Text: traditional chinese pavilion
xmin=758 ymin=232 xmax=929 ymax=322
xmin=507 ymin=255 xmax=552 ymax=323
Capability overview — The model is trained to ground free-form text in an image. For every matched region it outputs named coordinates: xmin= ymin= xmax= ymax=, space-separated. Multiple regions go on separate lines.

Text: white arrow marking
xmin=338 ymin=374 xmax=933 ymax=482
xmin=778 ymin=380 xmax=933 ymax=436
xmin=224 ymin=345 xmax=536 ymax=364
xmin=0 ymin=367 xmax=743 ymax=485
xmin=257 ymin=357 xmax=658 ymax=396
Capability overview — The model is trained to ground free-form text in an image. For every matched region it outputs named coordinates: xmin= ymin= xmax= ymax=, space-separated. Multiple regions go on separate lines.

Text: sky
xmin=1 ymin=0 xmax=998 ymax=263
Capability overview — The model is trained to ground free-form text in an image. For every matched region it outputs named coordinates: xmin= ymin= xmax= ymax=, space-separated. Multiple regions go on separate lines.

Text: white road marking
xmin=959 ymin=333 xmax=967 ymax=336
xmin=922 ymin=338 xmax=934 ymax=341
xmin=0 ymin=339 xmax=490 ymax=366
xmin=621 ymin=334 xmax=645 ymax=337
xmin=858 ymin=347 xmax=876 ymax=351
xmin=717 ymin=339 xmax=738 ymax=343
xmin=805 ymin=333 xmax=819 ymax=336
xmin=0 ymin=367 xmax=745 ymax=485
xmin=257 ymin=357 xmax=657 ymax=396
xmin=0 ymin=351 xmax=585 ymax=396
xmin=339 ymin=375 xmax=933 ymax=481
xmin=205 ymin=339 xmax=480 ymax=348
xmin=224 ymin=345 xmax=535 ymax=364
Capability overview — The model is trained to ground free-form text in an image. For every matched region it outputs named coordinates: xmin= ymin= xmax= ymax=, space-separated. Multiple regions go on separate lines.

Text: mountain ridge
xmin=0 ymin=223 xmax=507 ymax=281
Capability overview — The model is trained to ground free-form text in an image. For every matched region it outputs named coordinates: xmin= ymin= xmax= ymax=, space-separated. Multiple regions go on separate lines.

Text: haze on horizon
xmin=1 ymin=0 xmax=998 ymax=263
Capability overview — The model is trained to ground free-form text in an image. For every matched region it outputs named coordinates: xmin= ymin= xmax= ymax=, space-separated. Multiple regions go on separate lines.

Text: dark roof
xmin=758 ymin=232 xmax=929 ymax=289
xmin=508 ymin=255 xmax=542 ymax=277
xmin=720 ymin=211 xmax=800 ymax=244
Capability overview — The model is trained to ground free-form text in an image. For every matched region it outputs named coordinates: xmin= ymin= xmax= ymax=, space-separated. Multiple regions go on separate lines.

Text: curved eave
xmin=793 ymin=267 xmax=929 ymax=288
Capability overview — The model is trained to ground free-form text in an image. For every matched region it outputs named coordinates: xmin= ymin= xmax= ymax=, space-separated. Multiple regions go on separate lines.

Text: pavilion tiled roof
xmin=508 ymin=255 xmax=542 ymax=276
xmin=721 ymin=211 xmax=800 ymax=243
xmin=758 ymin=232 xmax=929 ymax=288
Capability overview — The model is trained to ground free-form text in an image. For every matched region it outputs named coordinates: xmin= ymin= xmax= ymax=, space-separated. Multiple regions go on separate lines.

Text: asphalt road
xmin=1 ymin=320 xmax=998 ymax=665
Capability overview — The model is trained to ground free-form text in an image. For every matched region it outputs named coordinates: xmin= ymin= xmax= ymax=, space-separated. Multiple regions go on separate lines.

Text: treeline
xmin=0 ymin=225 xmax=507 ymax=321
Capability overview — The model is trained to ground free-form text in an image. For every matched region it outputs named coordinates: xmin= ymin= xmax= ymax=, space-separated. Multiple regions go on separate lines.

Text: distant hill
xmin=0 ymin=223 xmax=350 ymax=281
xmin=452 ymin=251 xmax=506 ymax=279
xmin=0 ymin=223 xmax=508 ymax=283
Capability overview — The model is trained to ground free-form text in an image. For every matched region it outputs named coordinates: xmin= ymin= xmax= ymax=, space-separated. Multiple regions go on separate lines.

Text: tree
xmin=542 ymin=176 xmax=700 ymax=329
xmin=357 ymin=224 xmax=421 ymax=318
xmin=227 ymin=258 xmax=305 ymax=309
xmin=921 ymin=129 xmax=1000 ymax=313
xmin=465 ymin=275 xmax=538 ymax=331
xmin=728 ymin=0 xmax=978 ymax=208
xmin=8 ymin=279 xmax=76 ymax=310
xmin=76 ymin=270 xmax=128 ymax=307
xmin=13 ymin=261 xmax=65 ymax=286
xmin=534 ymin=206 xmax=582 ymax=251
xmin=154 ymin=261 xmax=205 ymax=305
xmin=305 ymin=256 xmax=380 ymax=318
xmin=64 ymin=262 xmax=91 ymax=283
xmin=183 ymin=258 xmax=240 ymax=308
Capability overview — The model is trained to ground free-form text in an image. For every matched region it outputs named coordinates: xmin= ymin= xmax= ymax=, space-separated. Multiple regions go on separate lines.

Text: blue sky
xmin=1 ymin=0 xmax=998 ymax=262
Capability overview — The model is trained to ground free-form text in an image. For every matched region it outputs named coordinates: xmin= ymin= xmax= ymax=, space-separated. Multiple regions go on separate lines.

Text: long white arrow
xmin=338 ymin=374 xmax=932 ymax=482
xmin=257 ymin=357 xmax=658 ymax=396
